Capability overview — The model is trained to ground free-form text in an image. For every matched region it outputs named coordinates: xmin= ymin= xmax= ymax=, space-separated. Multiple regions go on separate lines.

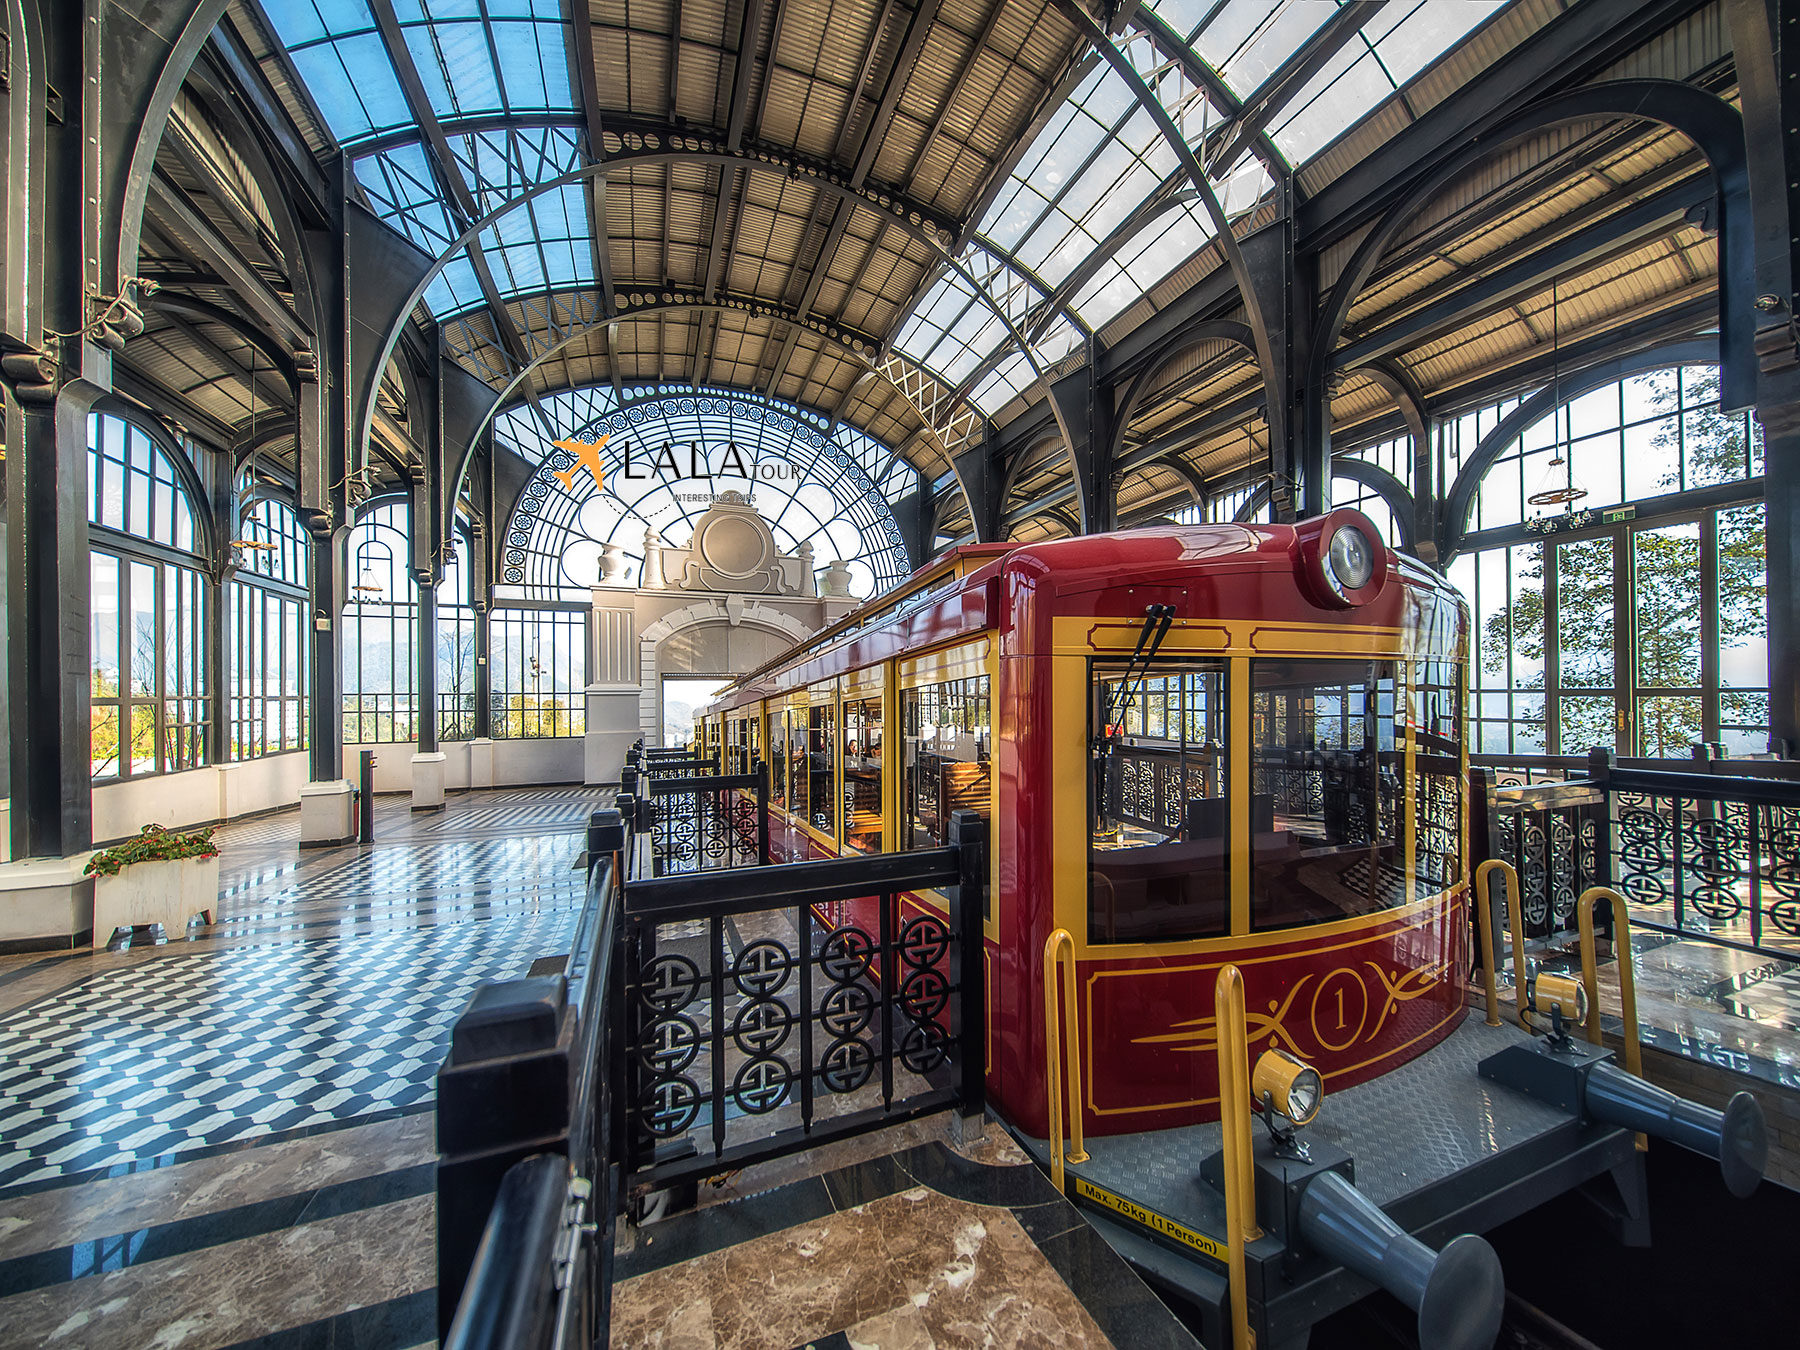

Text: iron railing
xmin=619 ymin=809 xmax=987 ymax=1190
xmin=642 ymin=763 xmax=770 ymax=875
xmin=437 ymin=806 xmax=988 ymax=1349
xmin=1475 ymin=749 xmax=1800 ymax=959
xmin=439 ymin=812 xmax=625 ymax=1350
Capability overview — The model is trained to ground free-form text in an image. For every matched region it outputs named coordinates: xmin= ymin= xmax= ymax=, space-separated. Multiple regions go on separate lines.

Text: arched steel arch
xmin=1045 ymin=3 xmax=1288 ymax=507
xmin=356 ymin=154 xmax=1093 ymax=529
xmin=1309 ymin=80 xmax=1751 ymax=515
xmin=1440 ymin=337 xmax=1720 ymax=561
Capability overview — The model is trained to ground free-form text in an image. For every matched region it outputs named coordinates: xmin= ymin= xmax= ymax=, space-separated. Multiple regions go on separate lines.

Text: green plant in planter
xmin=84 ymin=823 xmax=220 ymax=878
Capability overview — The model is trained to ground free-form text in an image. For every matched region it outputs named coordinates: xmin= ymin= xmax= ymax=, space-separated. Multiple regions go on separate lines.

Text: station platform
xmin=611 ymin=1120 xmax=1199 ymax=1349
xmin=1015 ymin=1012 xmax=1644 ymax=1349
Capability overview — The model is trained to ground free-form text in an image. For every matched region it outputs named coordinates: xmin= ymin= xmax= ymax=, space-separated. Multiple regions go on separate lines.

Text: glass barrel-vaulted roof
xmin=894 ymin=40 xmax=1272 ymax=412
xmin=495 ymin=387 xmax=919 ymax=602
xmin=267 ymin=0 xmax=591 ymax=320
xmin=1148 ymin=0 xmax=1508 ymax=165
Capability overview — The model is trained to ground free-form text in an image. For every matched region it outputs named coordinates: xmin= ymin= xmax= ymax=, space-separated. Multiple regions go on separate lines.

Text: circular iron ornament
xmin=1769 ymin=896 xmax=1800 ymax=937
xmin=643 ymin=1075 xmax=702 ymax=1138
xmin=1619 ymin=870 xmax=1669 ymax=906
xmin=641 ymin=954 xmax=702 ymax=1013
xmin=819 ymin=1036 xmax=875 ymax=1093
xmin=731 ymin=997 xmax=796 ymax=1056
xmin=819 ymin=926 xmax=874 ymax=982
xmin=732 ymin=940 xmax=796 ymax=997
xmin=899 ymin=968 xmax=950 ymax=1021
xmin=818 ymin=982 xmax=875 ymax=1038
xmin=638 ymin=1013 xmax=702 ymax=1075
xmin=1691 ymin=885 xmax=1743 ymax=923
xmin=897 ymin=915 xmax=950 ymax=969
xmin=732 ymin=1055 xmax=794 ymax=1114
xmin=899 ymin=1022 xmax=949 ymax=1075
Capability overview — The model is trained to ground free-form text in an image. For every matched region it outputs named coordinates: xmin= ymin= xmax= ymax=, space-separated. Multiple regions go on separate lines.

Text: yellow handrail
xmin=1576 ymin=885 xmax=1646 ymax=1150
xmin=1215 ymin=964 xmax=1262 ymax=1350
xmin=1042 ymin=928 xmax=1088 ymax=1191
xmin=1473 ymin=858 xmax=1529 ymax=1028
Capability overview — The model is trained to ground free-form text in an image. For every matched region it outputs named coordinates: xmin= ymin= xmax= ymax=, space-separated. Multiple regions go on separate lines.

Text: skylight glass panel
xmin=387 ymin=5 xmax=576 ymax=121
xmin=354 ymin=145 xmax=459 ymax=254
xmin=423 ymin=251 xmax=485 ymax=316
xmin=269 ymin=0 xmax=413 ymax=146
xmin=970 ymin=352 xmax=1033 ymax=415
xmin=1268 ymin=1 xmax=1506 ymax=165
xmin=1195 ymin=1 xmax=1339 ymax=99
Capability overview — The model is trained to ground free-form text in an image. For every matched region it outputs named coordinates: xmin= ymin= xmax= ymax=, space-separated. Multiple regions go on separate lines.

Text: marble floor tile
xmin=612 ymin=1186 xmax=1111 ymax=1350
xmin=0 ymin=1109 xmax=435 ymax=1262
xmin=0 ymin=1192 xmax=434 ymax=1350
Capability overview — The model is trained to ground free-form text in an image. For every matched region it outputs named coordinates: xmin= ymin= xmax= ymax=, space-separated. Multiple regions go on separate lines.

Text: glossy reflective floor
xmin=0 ymin=788 xmax=592 ymax=1349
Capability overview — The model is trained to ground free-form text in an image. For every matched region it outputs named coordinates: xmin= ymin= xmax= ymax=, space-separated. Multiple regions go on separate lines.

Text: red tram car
xmin=700 ymin=508 xmax=1469 ymax=1140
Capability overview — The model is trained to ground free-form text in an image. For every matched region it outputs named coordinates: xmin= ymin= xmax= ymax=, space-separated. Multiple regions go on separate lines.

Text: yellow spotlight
xmin=1525 ymin=965 xmax=1588 ymax=1028
xmin=1253 ymin=1048 xmax=1324 ymax=1128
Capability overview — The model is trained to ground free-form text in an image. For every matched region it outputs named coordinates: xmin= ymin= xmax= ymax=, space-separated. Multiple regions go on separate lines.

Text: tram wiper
xmin=1102 ymin=604 xmax=1177 ymax=736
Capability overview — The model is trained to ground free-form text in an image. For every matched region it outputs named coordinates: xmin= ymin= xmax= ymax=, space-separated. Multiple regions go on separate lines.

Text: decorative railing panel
xmin=1480 ymin=775 xmax=1606 ymax=943
xmin=644 ymin=765 xmax=769 ymax=875
xmin=1608 ymin=769 xmax=1800 ymax=956
xmin=620 ymin=813 xmax=986 ymax=1191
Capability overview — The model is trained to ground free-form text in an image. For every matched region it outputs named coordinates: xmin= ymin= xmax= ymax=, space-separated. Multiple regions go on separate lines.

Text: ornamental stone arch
xmin=635 ymin=599 xmax=813 ymax=746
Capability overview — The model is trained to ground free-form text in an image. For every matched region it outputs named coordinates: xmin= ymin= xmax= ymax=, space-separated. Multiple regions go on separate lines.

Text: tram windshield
xmin=1088 ymin=659 xmax=1230 ymax=943
xmin=1251 ymin=658 xmax=1407 ymax=929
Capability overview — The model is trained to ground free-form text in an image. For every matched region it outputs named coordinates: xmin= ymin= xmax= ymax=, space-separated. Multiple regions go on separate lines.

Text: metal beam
xmin=563 ymin=0 xmax=617 ymax=317
xmin=366 ymin=0 xmax=529 ymax=368
xmin=146 ymin=172 xmax=311 ymax=348
xmin=850 ymin=0 xmax=941 ymax=186
xmin=1330 ymin=179 xmax=1708 ymax=372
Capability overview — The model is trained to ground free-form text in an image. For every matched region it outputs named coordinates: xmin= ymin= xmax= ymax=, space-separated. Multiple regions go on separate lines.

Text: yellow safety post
xmin=1474 ymin=858 xmax=1530 ymax=1028
xmin=1577 ymin=885 xmax=1647 ymax=1150
xmin=1042 ymin=928 xmax=1088 ymax=1191
xmin=1215 ymin=964 xmax=1262 ymax=1350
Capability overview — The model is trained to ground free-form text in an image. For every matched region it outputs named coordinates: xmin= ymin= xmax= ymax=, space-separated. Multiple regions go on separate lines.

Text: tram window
xmin=807 ymin=700 xmax=837 ymax=834
xmin=902 ymin=677 xmax=990 ymax=850
xmin=770 ymin=709 xmax=790 ymax=809
xmin=1250 ymin=659 xmax=1403 ymax=930
xmin=1413 ymin=659 xmax=1464 ymax=895
xmin=1089 ymin=660 xmax=1229 ymax=943
xmin=844 ymin=697 xmax=883 ymax=854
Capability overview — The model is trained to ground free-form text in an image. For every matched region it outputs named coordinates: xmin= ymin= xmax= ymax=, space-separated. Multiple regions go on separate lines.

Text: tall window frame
xmin=226 ymin=496 xmax=311 ymax=760
xmin=87 ymin=413 xmax=211 ymax=782
xmin=1449 ymin=365 xmax=1767 ymax=758
xmin=342 ymin=502 xmax=419 ymax=745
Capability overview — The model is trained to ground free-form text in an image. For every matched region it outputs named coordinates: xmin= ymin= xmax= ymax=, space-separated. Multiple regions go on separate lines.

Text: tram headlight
xmin=1524 ymin=964 xmax=1588 ymax=1028
xmin=1328 ymin=524 xmax=1375 ymax=592
xmin=1253 ymin=1048 xmax=1324 ymax=1128
xmin=1294 ymin=508 xmax=1388 ymax=608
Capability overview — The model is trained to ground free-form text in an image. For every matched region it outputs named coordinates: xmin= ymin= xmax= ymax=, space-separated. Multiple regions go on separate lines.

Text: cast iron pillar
xmin=417 ymin=580 xmax=439 ymax=753
xmin=307 ymin=527 xmax=345 ymax=780
xmin=3 ymin=0 xmax=106 ymax=859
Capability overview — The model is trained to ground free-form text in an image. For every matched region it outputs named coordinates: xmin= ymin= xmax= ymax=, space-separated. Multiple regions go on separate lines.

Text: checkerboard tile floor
xmin=0 ymin=788 xmax=602 ymax=1192
xmin=0 ymin=909 xmax=579 ymax=1189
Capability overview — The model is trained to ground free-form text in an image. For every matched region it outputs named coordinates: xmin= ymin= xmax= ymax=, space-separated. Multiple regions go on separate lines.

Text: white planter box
xmin=90 ymin=854 xmax=220 ymax=948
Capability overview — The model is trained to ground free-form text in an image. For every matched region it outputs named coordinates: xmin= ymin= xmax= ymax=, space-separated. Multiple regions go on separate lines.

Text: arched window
xmin=1332 ymin=434 xmax=1411 ymax=547
xmin=88 ymin=413 xmax=210 ymax=780
xmin=342 ymin=503 xmax=418 ymax=744
xmin=436 ymin=523 xmax=479 ymax=741
xmin=1446 ymin=366 xmax=1767 ymax=758
xmin=496 ymin=387 xmax=917 ymax=602
xmin=227 ymin=498 xmax=310 ymax=759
